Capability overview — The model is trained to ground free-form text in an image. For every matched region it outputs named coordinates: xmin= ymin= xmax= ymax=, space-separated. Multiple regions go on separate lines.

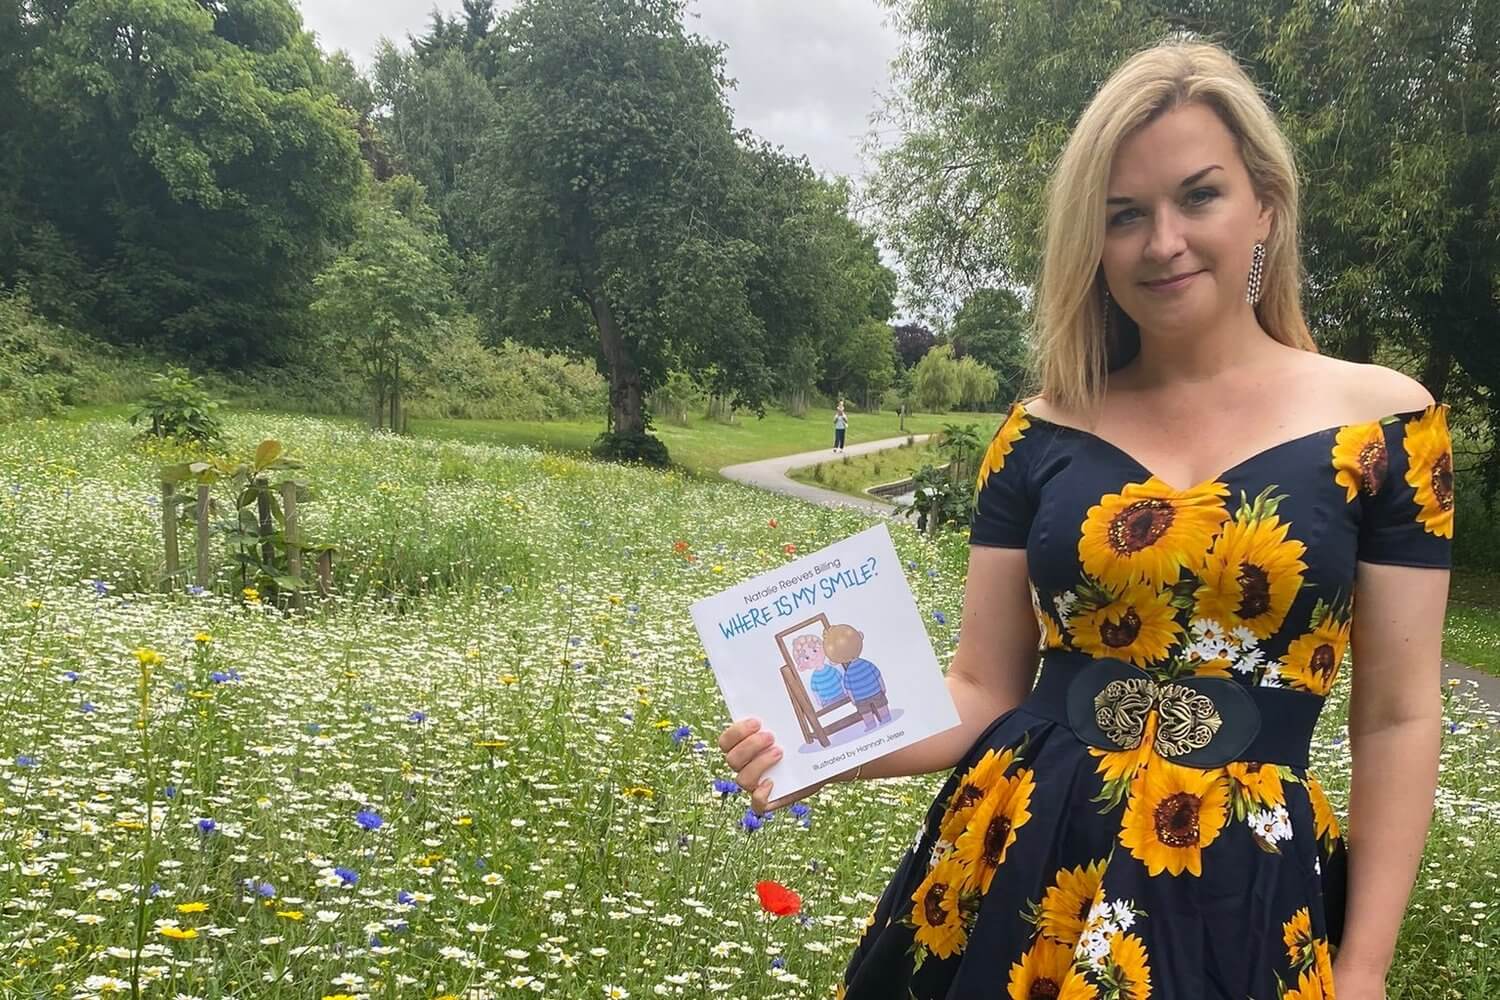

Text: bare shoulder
xmin=1313 ymin=355 xmax=1436 ymax=416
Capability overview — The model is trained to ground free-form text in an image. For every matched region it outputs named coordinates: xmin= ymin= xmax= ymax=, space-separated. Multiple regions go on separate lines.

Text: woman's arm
xmin=1336 ymin=559 xmax=1450 ymax=993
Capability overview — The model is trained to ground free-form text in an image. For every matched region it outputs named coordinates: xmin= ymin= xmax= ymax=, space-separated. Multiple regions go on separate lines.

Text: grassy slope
xmin=412 ymin=408 xmax=1003 ymax=480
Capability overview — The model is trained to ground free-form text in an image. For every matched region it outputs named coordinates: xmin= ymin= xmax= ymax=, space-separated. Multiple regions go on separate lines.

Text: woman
xmin=835 ymin=401 xmax=849 ymax=452
xmin=718 ymin=41 xmax=1452 ymax=1000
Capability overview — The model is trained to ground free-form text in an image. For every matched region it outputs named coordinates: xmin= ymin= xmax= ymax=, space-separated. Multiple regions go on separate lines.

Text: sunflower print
xmin=1192 ymin=488 xmax=1307 ymax=639
xmin=1280 ymin=614 xmax=1351 ymax=696
xmin=1226 ymin=760 xmax=1285 ymax=810
xmin=976 ymin=403 xmax=1031 ymax=496
xmin=1034 ymin=860 xmax=1106 ymax=947
xmin=1331 ymin=419 xmax=1388 ymax=502
xmin=1281 ymin=966 xmax=1331 ymax=1000
xmin=1079 ymin=478 xmax=1230 ymax=591
xmin=1006 ymin=937 xmax=1098 ymax=1000
xmin=909 ymin=856 xmax=970 ymax=959
xmin=937 ymin=747 xmax=1016 ymax=844
xmin=1119 ymin=759 xmax=1230 ymax=877
xmin=1283 ymin=907 xmax=1314 ymax=966
xmin=1306 ymin=773 xmax=1342 ymax=846
xmin=1105 ymin=932 xmax=1154 ymax=1000
xmin=952 ymin=768 xmax=1036 ymax=894
xmin=1403 ymin=404 xmax=1455 ymax=538
xmin=1068 ymin=582 xmax=1184 ymax=667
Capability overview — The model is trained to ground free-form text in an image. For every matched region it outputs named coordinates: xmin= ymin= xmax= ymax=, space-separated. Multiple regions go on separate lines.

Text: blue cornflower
xmin=927 ymin=569 xmax=938 ymax=579
xmin=163 ymin=785 xmax=176 ymax=799
xmin=671 ymin=725 xmax=692 ymax=745
xmin=62 ymin=671 xmax=78 ymax=682
xmin=626 ymin=604 xmax=639 ymax=614
xmin=396 ymin=890 xmax=416 ymax=906
xmin=208 ymin=671 xmax=232 ymax=684
xmin=797 ymin=913 xmax=814 ymax=928
xmin=907 ymin=560 xmax=917 ymax=569
xmin=932 ymin=610 xmax=947 ymax=625
xmin=186 ymin=585 xmax=206 ymax=596
xmin=334 ymin=866 xmax=359 ymax=886
xmin=369 ymin=934 xmax=381 ymax=948
xmin=80 ymin=702 xmax=95 ymax=714
xmin=622 ymin=711 xmax=634 ymax=722
xmin=15 ymin=755 xmax=36 ymax=767
xmin=244 ymin=879 xmax=275 ymax=898
xmin=355 ymin=810 xmax=383 ymax=832
xmin=740 ymin=810 xmax=763 ymax=833
xmin=771 ymin=957 xmax=786 ymax=970
xmin=568 ymin=637 xmax=581 ymax=647
xmin=304 ymin=722 xmax=321 ymax=735
xmin=790 ymin=803 xmax=810 ymax=818
xmin=407 ymin=710 xmax=426 ymax=724
xmin=91 ymin=579 xmax=110 ymax=596
xmin=196 ymin=818 xmax=216 ymax=834
xmin=713 ymin=778 xmax=739 ymax=798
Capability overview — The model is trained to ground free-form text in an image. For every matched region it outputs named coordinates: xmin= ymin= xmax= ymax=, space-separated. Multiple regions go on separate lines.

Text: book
xmin=690 ymin=522 xmax=961 ymax=804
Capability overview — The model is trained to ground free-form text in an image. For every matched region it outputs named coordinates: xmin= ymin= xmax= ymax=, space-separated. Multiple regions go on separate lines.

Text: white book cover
xmin=690 ymin=523 xmax=961 ymax=802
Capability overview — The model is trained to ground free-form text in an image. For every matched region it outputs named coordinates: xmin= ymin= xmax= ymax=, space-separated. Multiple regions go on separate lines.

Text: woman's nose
xmin=1143 ymin=209 xmax=1188 ymax=263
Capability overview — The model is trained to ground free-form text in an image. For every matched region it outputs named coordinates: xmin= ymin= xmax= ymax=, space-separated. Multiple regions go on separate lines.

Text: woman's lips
xmin=1142 ymin=270 xmax=1203 ymax=291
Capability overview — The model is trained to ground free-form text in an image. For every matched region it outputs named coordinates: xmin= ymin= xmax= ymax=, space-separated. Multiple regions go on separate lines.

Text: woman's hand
xmin=718 ymin=717 xmax=833 ymax=814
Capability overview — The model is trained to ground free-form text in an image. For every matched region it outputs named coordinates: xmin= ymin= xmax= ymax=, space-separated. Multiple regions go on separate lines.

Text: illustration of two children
xmin=792 ymin=624 xmax=891 ymax=732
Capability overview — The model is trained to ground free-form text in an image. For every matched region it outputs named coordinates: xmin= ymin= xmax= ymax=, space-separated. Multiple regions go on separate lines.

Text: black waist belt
xmin=1022 ymin=651 xmax=1323 ymax=769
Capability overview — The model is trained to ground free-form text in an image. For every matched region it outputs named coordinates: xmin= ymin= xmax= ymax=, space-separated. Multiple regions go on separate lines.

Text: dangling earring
xmin=1246 ymin=241 xmax=1266 ymax=306
xmin=1101 ymin=284 xmax=1113 ymax=338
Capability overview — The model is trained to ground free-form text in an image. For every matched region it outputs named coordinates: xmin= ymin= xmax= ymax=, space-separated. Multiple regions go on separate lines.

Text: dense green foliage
xmin=872 ymin=0 xmax=1499 ymax=471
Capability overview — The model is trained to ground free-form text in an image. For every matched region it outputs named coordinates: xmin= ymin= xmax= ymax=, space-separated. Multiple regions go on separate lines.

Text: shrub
xmin=592 ymin=430 xmax=671 ymax=467
xmin=130 ymin=366 xmax=226 ymax=445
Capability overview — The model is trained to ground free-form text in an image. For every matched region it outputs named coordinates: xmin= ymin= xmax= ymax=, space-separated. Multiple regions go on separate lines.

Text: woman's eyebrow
xmin=1106 ymin=164 xmax=1224 ymax=205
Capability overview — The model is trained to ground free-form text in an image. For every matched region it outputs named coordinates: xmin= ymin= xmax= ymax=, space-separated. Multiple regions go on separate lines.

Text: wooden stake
xmin=195 ymin=484 xmax=211 ymax=588
xmin=281 ymin=481 xmax=302 ymax=612
xmin=161 ymin=481 xmax=178 ymax=592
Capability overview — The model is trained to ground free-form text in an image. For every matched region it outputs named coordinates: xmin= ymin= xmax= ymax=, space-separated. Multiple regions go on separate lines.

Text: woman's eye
xmin=1186 ymin=187 xmax=1219 ymax=206
xmin=1108 ymin=207 xmax=1139 ymax=227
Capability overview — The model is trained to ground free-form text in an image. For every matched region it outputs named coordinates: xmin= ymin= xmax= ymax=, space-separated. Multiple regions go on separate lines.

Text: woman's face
xmin=1099 ymin=101 xmax=1272 ymax=340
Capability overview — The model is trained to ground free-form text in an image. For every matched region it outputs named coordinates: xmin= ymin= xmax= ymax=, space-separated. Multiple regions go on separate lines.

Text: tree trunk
xmin=1420 ymin=343 xmax=1452 ymax=403
xmin=585 ymin=282 xmax=645 ymax=435
xmin=390 ymin=356 xmax=402 ymax=434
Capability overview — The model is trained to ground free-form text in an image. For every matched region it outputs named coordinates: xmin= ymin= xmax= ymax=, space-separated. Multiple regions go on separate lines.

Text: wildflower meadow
xmin=1 ymin=413 xmax=1496 ymax=999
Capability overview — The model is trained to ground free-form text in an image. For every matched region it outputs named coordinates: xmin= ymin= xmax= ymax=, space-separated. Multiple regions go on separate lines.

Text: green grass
xmin=412 ymin=408 xmax=1002 ymax=479
xmin=1443 ymin=569 xmax=1500 ymax=678
xmin=0 ymin=410 xmax=1496 ymax=999
xmin=786 ymin=438 xmax=944 ymax=503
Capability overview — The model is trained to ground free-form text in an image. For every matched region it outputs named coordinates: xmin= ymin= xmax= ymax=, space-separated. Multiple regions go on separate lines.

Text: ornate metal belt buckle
xmin=1065 ymin=658 xmax=1261 ymax=768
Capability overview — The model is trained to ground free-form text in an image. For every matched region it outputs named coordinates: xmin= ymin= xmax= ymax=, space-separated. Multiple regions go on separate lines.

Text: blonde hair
xmin=1031 ymin=40 xmax=1317 ymax=417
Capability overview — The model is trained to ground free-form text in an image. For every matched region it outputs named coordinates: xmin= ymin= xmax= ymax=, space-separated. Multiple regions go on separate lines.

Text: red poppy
xmin=768 ymin=518 xmax=778 ymax=528
xmin=783 ymin=543 xmax=797 ymax=555
xmin=673 ymin=540 xmax=689 ymax=554
xmin=756 ymin=879 xmax=801 ymax=916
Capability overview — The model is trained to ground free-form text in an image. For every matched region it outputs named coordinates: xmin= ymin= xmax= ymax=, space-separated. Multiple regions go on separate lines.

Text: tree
xmin=911 ymin=343 xmax=962 ymax=411
xmin=826 ymin=319 xmax=900 ymax=411
xmin=311 ymin=176 xmax=454 ymax=431
xmin=0 ymin=0 xmax=365 ymax=364
xmin=873 ymin=0 xmax=1499 ymax=476
xmin=481 ymin=0 xmax=771 ymax=453
xmin=892 ymin=321 xmax=937 ymax=369
xmin=949 ymin=287 xmax=1030 ymax=404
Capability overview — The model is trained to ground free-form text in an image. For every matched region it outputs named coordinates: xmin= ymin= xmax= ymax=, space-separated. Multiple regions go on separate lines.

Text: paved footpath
xmin=722 ymin=435 xmax=1500 ymax=709
xmin=720 ymin=434 xmax=931 ymax=518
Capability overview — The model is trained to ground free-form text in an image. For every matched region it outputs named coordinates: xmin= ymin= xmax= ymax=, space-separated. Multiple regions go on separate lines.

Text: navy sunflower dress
xmin=841 ymin=399 xmax=1454 ymax=1000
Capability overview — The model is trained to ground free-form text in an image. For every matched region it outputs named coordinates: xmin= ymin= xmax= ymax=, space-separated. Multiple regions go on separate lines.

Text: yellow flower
xmin=909 ymin=857 xmax=969 ymax=960
xmin=952 ymin=768 xmax=1035 ymax=894
xmin=27 ymin=599 xmax=42 ymax=610
xmin=275 ymin=910 xmax=304 ymax=921
xmin=1403 ymin=404 xmax=1455 ymax=538
xmin=653 ymin=719 xmax=675 ymax=730
xmin=607 ymin=594 xmax=622 ymax=605
xmin=158 ymin=927 xmax=197 ymax=940
xmin=1306 ymin=773 xmax=1342 ymax=844
xmin=1079 ymin=478 xmax=1229 ymax=591
xmin=1193 ymin=511 xmax=1306 ymax=639
xmin=1068 ymin=583 xmax=1182 ymax=667
xmin=1226 ymin=761 xmax=1285 ymax=809
xmin=1282 ymin=966 xmax=1329 ymax=1000
xmin=621 ymin=786 xmax=654 ymax=799
xmin=175 ymin=901 xmax=208 ymax=914
xmin=473 ymin=739 xmax=508 ymax=749
xmin=454 ymin=816 xmax=473 ymax=827
xmin=500 ymin=674 xmax=518 ymax=685
xmin=1283 ymin=907 xmax=1313 ymax=966
xmin=323 ymin=995 xmax=359 ymax=1000
xmin=1006 ymin=936 xmax=1098 ymax=1000
xmin=1280 ymin=616 xmax=1350 ymax=695
xmin=1089 ymin=709 xmax=1159 ymax=784
xmin=975 ymin=404 xmax=1030 ymax=494
xmin=193 ymin=632 xmax=213 ymax=644
xmin=1331 ymin=420 xmax=1387 ymax=502
xmin=937 ymin=747 xmax=1016 ymax=844
xmin=1036 ymin=859 xmax=1106 ymax=947
xmin=132 ymin=648 xmax=163 ymax=668
xmin=242 ymin=586 xmax=260 ymax=603
xmin=1119 ymin=759 xmax=1230 ymax=877
xmin=1108 ymin=932 xmax=1153 ymax=1000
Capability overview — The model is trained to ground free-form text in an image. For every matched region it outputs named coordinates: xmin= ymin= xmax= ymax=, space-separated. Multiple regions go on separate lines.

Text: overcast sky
xmin=295 ymin=0 xmax=904 ymax=182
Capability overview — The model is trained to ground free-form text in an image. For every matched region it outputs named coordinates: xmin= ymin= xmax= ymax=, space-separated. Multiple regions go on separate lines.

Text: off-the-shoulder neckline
xmin=1013 ymin=400 xmax=1445 ymax=493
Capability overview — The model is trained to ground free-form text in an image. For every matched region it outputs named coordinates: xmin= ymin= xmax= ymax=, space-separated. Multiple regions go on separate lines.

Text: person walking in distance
xmin=833 ymin=401 xmax=848 ymax=452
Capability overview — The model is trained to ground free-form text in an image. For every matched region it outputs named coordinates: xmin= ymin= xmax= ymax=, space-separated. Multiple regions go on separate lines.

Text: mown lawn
xmin=2 ymin=410 xmax=1494 ymax=999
